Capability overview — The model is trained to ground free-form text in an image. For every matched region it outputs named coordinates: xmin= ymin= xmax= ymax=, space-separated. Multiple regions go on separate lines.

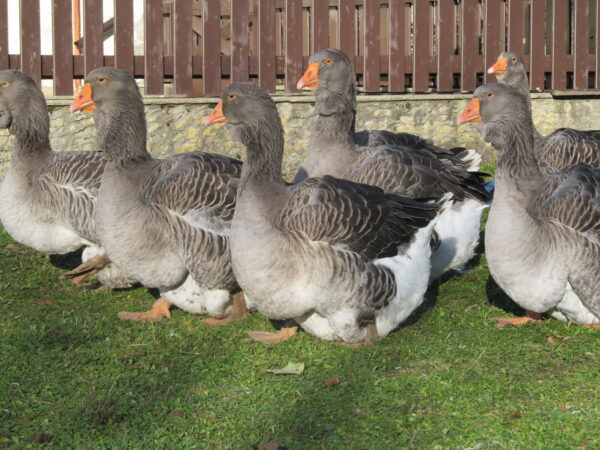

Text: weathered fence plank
xmin=83 ymin=0 xmax=103 ymax=76
xmin=231 ymin=0 xmax=249 ymax=82
xmin=573 ymin=0 xmax=589 ymax=90
xmin=388 ymin=0 xmax=404 ymax=92
xmin=363 ymin=0 xmax=380 ymax=92
xmin=203 ymin=0 xmax=221 ymax=95
xmin=413 ymin=0 xmax=429 ymax=92
xmin=338 ymin=0 xmax=355 ymax=61
xmin=115 ymin=0 xmax=134 ymax=74
xmin=20 ymin=0 xmax=41 ymax=85
xmin=173 ymin=0 xmax=193 ymax=95
xmin=460 ymin=0 xmax=478 ymax=91
xmin=285 ymin=0 xmax=303 ymax=92
xmin=0 ymin=0 xmax=9 ymax=70
xmin=311 ymin=0 xmax=329 ymax=53
xmin=437 ymin=0 xmax=454 ymax=91
xmin=144 ymin=0 xmax=164 ymax=95
xmin=508 ymin=0 xmax=525 ymax=57
xmin=552 ymin=0 xmax=569 ymax=90
xmin=259 ymin=0 xmax=276 ymax=92
xmin=484 ymin=0 xmax=503 ymax=83
xmin=529 ymin=0 xmax=545 ymax=91
xmin=52 ymin=1 xmax=73 ymax=95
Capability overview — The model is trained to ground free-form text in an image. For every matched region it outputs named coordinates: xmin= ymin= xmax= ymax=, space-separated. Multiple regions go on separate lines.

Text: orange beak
xmin=456 ymin=98 xmax=481 ymax=125
xmin=487 ymin=57 xmax=507 ymax=76
xmin=70 ymin=82 xmax=96 ymax=113
xmin=206 ymin=100 xmax=226 ymax=125
xmin=296 ymin=62 xmax=320 ymax=90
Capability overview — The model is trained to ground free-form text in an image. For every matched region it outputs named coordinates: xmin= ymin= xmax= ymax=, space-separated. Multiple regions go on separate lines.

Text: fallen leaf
xmin=28 ymin=433 xmax=52 ymax=444
xmin=258 ymin=442 xmax=281 ymax=450
xmin=267 ymin=361 xmax=305 ymax=375
xmin=325 ymin=377 xmax=340 ymax=388
xmin=508 ymin=410 xmax=522 ymax=419
xmin=559 ymin=405 xmax=572 ymax=413
xmin=547 ymin=336 xmax=556 ymax=344
xmin=170 ymin=410 xmax=184 ymax=417
xmin=34 ymin=300 xmax=53 ymax=305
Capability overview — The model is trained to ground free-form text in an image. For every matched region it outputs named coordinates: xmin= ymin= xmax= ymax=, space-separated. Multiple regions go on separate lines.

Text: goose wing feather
xmin=529 ymin=164 xmax=600 ymax=238
xmin=528 ymin=164 xmax=600 ymax=307
xmin=355 ymin=129 xmax=473 ymax=168
xmin=540 ymin=128 xmax=600 ymax=172
xmin=38 ymin=150 xmax=105 ymax=241
xmin=142 ymin=151 xmax=242 ymax=288
xmin=276 ymin=175 xmax=439 ymax=260
xmin=346 ymin=146 xmax=489 ymax=202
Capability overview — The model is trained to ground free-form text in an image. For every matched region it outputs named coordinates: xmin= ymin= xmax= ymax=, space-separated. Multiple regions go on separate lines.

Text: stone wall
xmin=1 ymin=93 xmax=599 ymax=180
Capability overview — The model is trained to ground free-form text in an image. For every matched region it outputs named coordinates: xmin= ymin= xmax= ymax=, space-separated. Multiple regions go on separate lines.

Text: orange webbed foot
xmin=203 ymin=291 xmax=248 ymax=326
xmin=491 ymin=311 xmax=543 ymax=328
xmin=118 ymin=297 xmax=171 ymax=323
xmin=248 ymin=326 xmax=298 ymax=344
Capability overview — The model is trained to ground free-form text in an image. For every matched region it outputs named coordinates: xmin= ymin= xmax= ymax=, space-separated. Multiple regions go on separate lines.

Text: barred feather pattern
xmin=142 ymin=151 xmax=242 ymax=290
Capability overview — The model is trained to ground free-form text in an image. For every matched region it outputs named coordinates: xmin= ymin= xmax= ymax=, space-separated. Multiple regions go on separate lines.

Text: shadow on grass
xmin=49 ymin=248 xmax=83 ymax=270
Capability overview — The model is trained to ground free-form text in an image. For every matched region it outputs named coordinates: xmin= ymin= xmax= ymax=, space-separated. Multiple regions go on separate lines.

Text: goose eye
xmin=98 ymin=78 xmax=106 ymax=84
xmin=324 ymin=58 xmax=333 ymax=65
xmin=486 ymin=92 xmax=494 ymax=98
xmin=0 ymin=81 xmax=8 ymax=87
xmin=228 ymin=94 xmax=237 ymax=101
xmin=511 ymin=57 xmax=517 ymax=63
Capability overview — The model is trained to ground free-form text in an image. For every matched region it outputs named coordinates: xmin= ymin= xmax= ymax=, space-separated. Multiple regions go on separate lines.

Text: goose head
xmin=207 ymin=82 xmax=281 ymax=143
xmin=71 ymin=67 xmax=141 ymax=116
xmin=457 ymin=83 xmax=530 ymax=149
xmin=487 ymin=51 xmax=527 ymax=87
xmin=0 ymin=70 xmax=48 ymax=139
xmin=297 ymin=49 xmax=356 ymax=116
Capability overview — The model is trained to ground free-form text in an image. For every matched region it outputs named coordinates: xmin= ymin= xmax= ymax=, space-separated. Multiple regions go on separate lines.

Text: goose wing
xmin=142 ymin=151 xmax=242 ymax=287
xmin=529 ymin=164 xmax=600 ymax=238
xmin=355 ymin=129 xmax=478 ymax=170
xmin=38 ymin=150 xmax=105 ymax=241
xmin=529 ymin=164 xmax=600 ymax=306
xmin=144 ymin=151 xmax=242 ymax=232
xmin=276 ymin=175 xmax=440 ymax=260
xmin=539 ymin=128 xmax=600 ymax=172
xmin=346 ymin=145 xmax=489 ymax=202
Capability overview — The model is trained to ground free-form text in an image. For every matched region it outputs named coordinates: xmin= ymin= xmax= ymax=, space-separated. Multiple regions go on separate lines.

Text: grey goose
xmin=0 ymin=69 xmax=131 ymax=288
xmin=207 ymin=82 xmax=452 ymax=344
xmin=458 ymin=83 xmax=599 ymax=327
xmin=488 ymin=51 xmax=600 ymax=172
xmin=70 ymin=67 xmax=246 ymax=323
xmin=295 ymin=49 xmax=490 ymax=281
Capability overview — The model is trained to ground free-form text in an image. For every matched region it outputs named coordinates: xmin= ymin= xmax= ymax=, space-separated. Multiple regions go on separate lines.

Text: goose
xmin=457 ymin=82 xmax=600 ymax=327
xmin=70 ymin=67 xmax=246 ymax=323
xmin=0 ymin=69 xmax=131 ymax=288
xmin=296 ymin=49 xmax=482 ymax=173
xmin=206 ymin=82 xmax=452 ymax=344
xmin=294 ymin=49 xmax=490 ymax=280
xmin=488 ymin=51 xmax=600 ymax=172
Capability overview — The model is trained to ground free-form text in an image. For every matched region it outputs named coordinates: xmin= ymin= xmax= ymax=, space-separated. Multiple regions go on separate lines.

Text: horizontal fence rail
xmin=0 ymin=0 xmax=599 ymax=96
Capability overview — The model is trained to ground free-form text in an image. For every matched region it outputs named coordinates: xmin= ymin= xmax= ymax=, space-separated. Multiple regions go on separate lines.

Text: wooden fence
xmin=0 ymin=0 xmax=599 ymax=96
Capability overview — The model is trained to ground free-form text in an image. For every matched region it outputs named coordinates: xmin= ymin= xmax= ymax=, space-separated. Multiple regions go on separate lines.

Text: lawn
xmin=1 ymin=182 xmax=599 ymax=448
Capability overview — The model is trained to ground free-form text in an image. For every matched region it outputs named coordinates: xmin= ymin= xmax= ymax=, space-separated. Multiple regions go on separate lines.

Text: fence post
xmin=83 ymin=0 xmax=104 ymax=76
xmin=52 ymin=1 xmax=74 ymax=95
xmin=552 ymin=0 xmax=569 ymax=90
xmin=144 ymin=0 xmax=164 ymax=95
xmin=530 ymin=0 xmax=546 ymax=91
xmin=573 ymin=0 xmax=589 ymax=90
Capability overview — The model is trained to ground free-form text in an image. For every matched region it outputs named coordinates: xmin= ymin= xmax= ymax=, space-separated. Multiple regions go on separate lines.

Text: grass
xmin=1 ymin=169 xmax=600 ymax=448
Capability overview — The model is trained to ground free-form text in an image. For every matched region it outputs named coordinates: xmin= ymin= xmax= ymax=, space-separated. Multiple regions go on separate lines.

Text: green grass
xmin=1 ymin=178 xmax=599 ymax=448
